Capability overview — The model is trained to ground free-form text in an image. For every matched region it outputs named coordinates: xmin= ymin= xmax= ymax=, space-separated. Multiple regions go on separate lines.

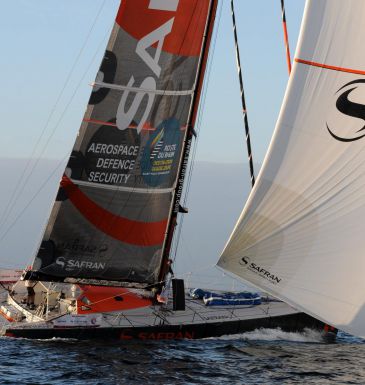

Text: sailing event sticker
xmin=141 ymin=118 xmax=183 ymax=187
xmin=85 ymin=125 xmax=140 ymax=185
xmin=52 ymin=314 xmax=102 ymax=328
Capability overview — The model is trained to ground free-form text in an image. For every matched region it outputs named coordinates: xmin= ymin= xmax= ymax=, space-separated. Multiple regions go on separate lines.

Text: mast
xmin=159 ymin=0 xmax=219 ymax=283
xmin=280 ymin=0 xmax=292 ymax=74
xmin=230 ymin=0 xmax=255 ymax=187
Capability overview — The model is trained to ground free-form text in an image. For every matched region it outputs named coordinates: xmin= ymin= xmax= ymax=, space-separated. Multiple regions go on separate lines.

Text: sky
xmin=0 ymin=0 xmax=306 ymax=281
xmin=0 ymin=0 xmax=305 ymax=164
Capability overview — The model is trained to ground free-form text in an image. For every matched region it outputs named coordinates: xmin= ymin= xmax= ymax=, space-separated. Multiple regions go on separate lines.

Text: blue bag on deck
xmin=189 ymin=288 xmax=261 ymax=306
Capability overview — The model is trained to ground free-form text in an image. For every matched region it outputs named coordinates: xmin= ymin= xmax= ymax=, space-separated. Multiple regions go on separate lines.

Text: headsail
xmin=31 ymin=0 xmax=217 ymax=284
xmin=218 ymin=0 xmax=365 ymax=337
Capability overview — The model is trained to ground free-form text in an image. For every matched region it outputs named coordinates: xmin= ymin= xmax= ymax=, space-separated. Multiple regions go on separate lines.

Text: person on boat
xmin=24 ymin=279 xmax=37 ymax=310
xmin=156 ymin=259 xmax=174 ymax=304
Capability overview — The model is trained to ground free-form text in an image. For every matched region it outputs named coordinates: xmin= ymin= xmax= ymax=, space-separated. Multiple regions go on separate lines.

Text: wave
xmin=210 ymin=328 xmax=324 ymax=343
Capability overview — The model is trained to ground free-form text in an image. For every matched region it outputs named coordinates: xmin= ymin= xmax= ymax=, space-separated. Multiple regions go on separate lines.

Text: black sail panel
xmin=31 ymin=0 xmax=217 ymax=284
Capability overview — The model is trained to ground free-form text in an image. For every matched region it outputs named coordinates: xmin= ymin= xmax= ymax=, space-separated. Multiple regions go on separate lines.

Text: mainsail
xmin=218 ymin=0 xmax=365 ymax=337
xmin=30 ymin=0 xmax=218 ymax=284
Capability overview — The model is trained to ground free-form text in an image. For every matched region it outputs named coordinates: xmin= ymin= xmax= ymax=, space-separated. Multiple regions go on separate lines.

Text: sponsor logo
xmin=55 ymin=257 xmax=65 ymax=269
xmin=55 ymin=257 xmax=106 ymax=272
xmin=120 ymin=330 xmax=194 ymax=340
xmin=85 ymin=126 xmax=140 ymax=186
xmin=116 ymin=1 xmax=180 ymax=134
xmin=327 ymin=79 xmax=365 ymax=142
xmin=141 ymin=118 xmax=182 ymax=186
xmin=52 ymin=314 xmax=101 ymax=328
xmin=202 ymin=315 xmax=231 ymax=321
xmin=239 ymin=256 xmax=250 ymax=266
xmin=173 ymin=136 xmax=191 ymax=213
xmin=60 ymin=240 xmax=108 ymax=254
xmin=239 ymin=256 xmax=282 ymax=285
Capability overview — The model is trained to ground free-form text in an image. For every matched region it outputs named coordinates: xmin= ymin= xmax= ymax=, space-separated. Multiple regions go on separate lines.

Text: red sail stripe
xmin=295 ymin=58 xmax=365 ymax=76
xmin=61 ymin=176 xmax=168 ymax=246
xmin=83 ymin=119 xmax=118 ymax=127
xmin=116 ymin=0 xmax=210 ymax=57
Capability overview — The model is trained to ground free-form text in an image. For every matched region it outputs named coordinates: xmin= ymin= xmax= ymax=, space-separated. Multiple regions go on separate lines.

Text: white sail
xmin=218 ymin=0 xmax=365 ymax=337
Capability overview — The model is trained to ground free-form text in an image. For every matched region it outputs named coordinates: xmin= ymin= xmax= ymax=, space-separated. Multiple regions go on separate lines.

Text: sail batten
xmin=30 ymin=0 xmax=217 ymax=285
xmin=72 ymin=179 xmax=174 ymax=194
xmin=219 ymin=0 xmax=365 ymax=337
xmin=92 ymin=81 xmax=195 ymax=96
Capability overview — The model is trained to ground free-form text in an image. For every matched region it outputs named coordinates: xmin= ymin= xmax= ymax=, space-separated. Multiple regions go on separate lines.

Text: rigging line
xmin=0 ymin=26 xmax=114 ymax=240
xmin=0 ymin=282 xmax=11 ymax=294
xmin=0 ymin=156 xmax=67 ymax=243
xmin=77 ymin=0 xmax=209 ymax=275
xmin=74 ymin=288 xmax=151 ymax=308
xmin=145 ymin=3 xmax=210 ymax=276
xmin=0 ymin=30 xmax=113 ymax=245
xmin=183 ymin=1 xmax=222 ymax=204
xmin=151 ymin=8 xmax=209 ymax=282
xmin=176 ymin=263 xmax=218 ymax=278
xmin=82 ymin=2 xmax=208 ymax=279
xmin=171 ymin=0 xmax=223 ymax=262
xmin=159 ymin=0 xmax=219 ymax=283
xmin=280 ymin=0 xmax=292 ymax=74
xmin=231 ymin=0 xmax=255 ymax=188
xmin=183 ymin=0 xmax=223 ymax=201
xmin=0 ymin=0 xmax=109 ymax=233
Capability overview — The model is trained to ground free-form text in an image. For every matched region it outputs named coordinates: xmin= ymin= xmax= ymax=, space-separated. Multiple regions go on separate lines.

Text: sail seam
xmin=91 ymin=81 xmax=195 ymax=96
xmin=82 ymin=118 xmax=187 ymax=132
xmin=71 ymin=179 xmax=174 ymax=194
xmin=295 ymin=58 xmax=365 ymax=76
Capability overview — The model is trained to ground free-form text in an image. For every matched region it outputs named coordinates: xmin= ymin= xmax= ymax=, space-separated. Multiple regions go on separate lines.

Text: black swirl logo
xmin=239 ymin=256 xmax=250 ymax=266
xmin=327 ymin=79 xmax=365 ymax=142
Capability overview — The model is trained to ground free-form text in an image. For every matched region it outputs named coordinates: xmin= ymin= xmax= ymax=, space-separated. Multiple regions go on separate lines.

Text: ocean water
xmin=0 ymin=329 xmax=364 ymax=384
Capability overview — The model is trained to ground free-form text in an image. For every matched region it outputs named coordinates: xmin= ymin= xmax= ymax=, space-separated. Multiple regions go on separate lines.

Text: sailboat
xmin=0 ymin=0 xmax=329 ymax=340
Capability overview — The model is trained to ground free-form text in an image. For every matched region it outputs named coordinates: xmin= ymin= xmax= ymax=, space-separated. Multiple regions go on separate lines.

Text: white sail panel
xmin=218 ymin=0 xmax=365 ymax=337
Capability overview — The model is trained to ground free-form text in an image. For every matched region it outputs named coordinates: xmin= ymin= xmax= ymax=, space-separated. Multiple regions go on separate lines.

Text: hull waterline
xmin=3 ymin=312 xmax=329 ymax=340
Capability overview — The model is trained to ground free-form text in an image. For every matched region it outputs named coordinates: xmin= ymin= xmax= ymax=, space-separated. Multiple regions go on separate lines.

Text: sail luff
xmin=159 ymin=0 xmax=219 ymax=282
xmin=219 ymin=0 xmax=311 ymax=279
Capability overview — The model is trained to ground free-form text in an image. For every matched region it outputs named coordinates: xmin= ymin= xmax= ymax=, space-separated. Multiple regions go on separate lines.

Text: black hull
xmin=5 ymin=312 xmax=332 ymax=341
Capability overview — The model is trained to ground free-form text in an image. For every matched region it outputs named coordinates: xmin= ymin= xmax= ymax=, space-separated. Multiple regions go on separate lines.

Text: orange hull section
xmin=77 ymin=285 xmax=152 ymax=314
